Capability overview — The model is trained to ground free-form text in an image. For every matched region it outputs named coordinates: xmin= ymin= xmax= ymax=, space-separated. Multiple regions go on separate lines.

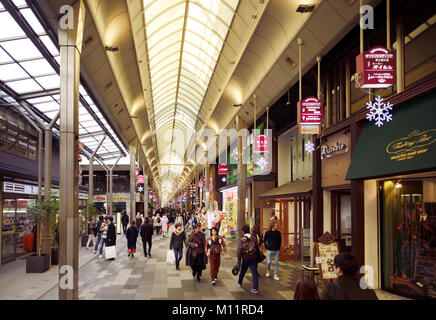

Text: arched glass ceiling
xmin=143 ymin=0 xmax=240 ymax=189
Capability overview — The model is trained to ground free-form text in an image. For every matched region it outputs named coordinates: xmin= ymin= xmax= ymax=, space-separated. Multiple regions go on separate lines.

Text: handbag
xmin=166 ymin=249 xmax=175 ymax=265
xmin=105 ymin=245 xmax=117 ymax=259
xmin=257 ymin=250 xmax=266 ymax=263
xmin=232 ymin=264 xmax=240 ymax=276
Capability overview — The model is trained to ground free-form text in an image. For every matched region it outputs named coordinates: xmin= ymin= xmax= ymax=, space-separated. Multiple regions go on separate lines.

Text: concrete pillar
xmin=129 ymin=142 xmax=137 ymax=221
xmin=40 ymin=128 xmax=53 ymax=257
xmin=58 ymin=0 xmax=85 ymax=300
xmin=205 ymin=156 xmax=210 ymax=210
xmin=236 ymin=115 xmax=247 ymax=234
xmin=89 ymin=158 xmax=94 ymax=201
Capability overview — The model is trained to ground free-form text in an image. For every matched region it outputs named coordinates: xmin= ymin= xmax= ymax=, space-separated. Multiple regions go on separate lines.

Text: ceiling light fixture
xmin=105 ymin=46 xmax=119 ymax=52
xmin=233 ymin=104 xmax=242 ymax=108
xmin=296 ymin=4 xmax=315 ymax=13
xmin=286 ymin=90 xmax=291 ymax=105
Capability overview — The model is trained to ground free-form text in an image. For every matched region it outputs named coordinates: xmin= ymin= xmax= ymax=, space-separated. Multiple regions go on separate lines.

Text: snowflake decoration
xmin=305 ymin=141 xmax=315 ymax=153
xmin=366 ymin=96 xmax=393 ymax=127
xmin=256 ymin=155 xmax=268 ymax=169
xmin=137 ymin=185 xmax=144 ymax=193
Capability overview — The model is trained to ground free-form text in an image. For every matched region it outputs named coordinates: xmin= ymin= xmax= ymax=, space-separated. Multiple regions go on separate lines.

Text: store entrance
xmin=2 ymin=198 xmax=35 ymax=264
xmin=331 ymin=190 xmax=352 ymax=252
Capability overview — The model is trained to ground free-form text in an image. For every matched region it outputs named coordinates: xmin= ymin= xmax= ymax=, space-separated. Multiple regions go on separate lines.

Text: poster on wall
xmin=227 ymin=201 xmax=236 ymax=230
xmin=315 ymin=242 xmax=339 ymax=280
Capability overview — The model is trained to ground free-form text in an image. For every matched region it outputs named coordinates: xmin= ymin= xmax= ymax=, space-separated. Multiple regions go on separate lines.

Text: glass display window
xmin=381 ymin=178 xmax=436 ymax=299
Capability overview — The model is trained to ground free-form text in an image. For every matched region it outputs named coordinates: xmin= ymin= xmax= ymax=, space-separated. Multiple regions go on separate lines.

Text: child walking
xmin=126 ymin=220 xmax=138 ymax=257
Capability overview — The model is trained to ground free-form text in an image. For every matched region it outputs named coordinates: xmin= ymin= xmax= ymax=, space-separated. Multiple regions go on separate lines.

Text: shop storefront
xmin=321 ymin=130 xmax=352 ymax=253
xmin=347 ymin=91 xmax=436 ymax=299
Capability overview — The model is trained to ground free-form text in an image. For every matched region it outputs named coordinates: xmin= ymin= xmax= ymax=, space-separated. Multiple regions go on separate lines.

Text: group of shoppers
xmin=85 ymin=215 xmax=117 ymax=260
xmin=86 ymin=209 xmax=377 ymax=299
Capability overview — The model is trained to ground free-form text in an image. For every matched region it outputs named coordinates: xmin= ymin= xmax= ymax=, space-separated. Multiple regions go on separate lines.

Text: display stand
xmin=313 ymin=232 xmax=339 ymax=288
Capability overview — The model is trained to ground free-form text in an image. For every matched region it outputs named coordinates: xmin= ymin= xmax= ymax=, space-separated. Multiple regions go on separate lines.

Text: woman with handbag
xmin=106 ymin=216 xmax=117 ymax=260
xmin=205 ymin=227 xmax=226 ymax=285
xmin=170 ymin=223 xmax=186 ymax=270
xmin=186 ymin=223 xmax=207 ymax=281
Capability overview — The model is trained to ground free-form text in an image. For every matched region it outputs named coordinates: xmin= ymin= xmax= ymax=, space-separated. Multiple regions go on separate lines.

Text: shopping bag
xmin=166 ymin=250 xmax=175 ymax=265
xmin=105 ymin=245 xmax=117 ymax=259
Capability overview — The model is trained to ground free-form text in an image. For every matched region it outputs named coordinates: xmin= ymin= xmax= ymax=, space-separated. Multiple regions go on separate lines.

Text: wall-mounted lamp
xmin=395 ymin=182 xmax=403 ymax=189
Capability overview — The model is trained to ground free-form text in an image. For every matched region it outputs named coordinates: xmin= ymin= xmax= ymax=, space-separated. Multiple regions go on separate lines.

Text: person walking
xmin=121 ymin=211 xmax=129 ymax=234
xmin=86 ymin=217 xmax=97 ymax=250
xmin=98 ymin=217 xmax=109 ymax=259
xmin=206 ymin=227 xmax=226 ymax=285
xmin=263 ymin=221 xmax=282 ymax=281
xmin=93 ymin=215 xmax=104 ymax=254
xmin=236 ymin=225 xmax=259 ymax=294
xmin=175 ymin=213 xmax=184 ymax=228
xmin=200 ymin=211 xmax=207 ymax=233
xmin=140 ymin=217 xmax=154 ymax=257
xmin=161 ymin=214 xmax=169 ymax=237
xmin=154 ymin=214 xmax=162 ymax=235
xmin=186 ymin=223 xmax=207 ymax=281
xmin=170 ymin=223 xmax=186 ymax=270
xmin=126 ymin=220 xmax=138 ymax=258
xmin=135 ymin=214 xmax=142 ymax=231
xmin=106 ymin=216 xmax=117 ymax=260
xmin=321 ymin=252 xmax=378 ymax=300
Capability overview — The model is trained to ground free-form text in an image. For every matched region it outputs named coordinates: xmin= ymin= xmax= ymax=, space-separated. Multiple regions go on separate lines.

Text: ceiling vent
xmin=296 ymin=4 xmax=315 ymax=13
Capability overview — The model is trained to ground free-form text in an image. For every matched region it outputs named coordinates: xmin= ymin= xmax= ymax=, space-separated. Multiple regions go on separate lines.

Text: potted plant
xmin=80 ymin=201 xmax=97 ymax=247
xmin=26 ymin=193 xmax=58 ymax=273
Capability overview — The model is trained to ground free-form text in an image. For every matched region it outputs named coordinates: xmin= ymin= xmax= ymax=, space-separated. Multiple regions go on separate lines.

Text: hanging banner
xmin=298 ymin=97 xmax=324 ymax=125
xmin=135 ymin=167 xmax=139 ymax=177
xmin=218 ymin=164 xmax=229 ymax=175
xmin=356 ymin=46 xmax=395 ymax=88
xmin=137 ymin=175 xmax=145 ymax=184
xmin=254 ymin=134 xmax=269 ymax=153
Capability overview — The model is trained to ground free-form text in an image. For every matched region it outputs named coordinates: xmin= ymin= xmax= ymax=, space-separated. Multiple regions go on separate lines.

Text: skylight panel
xmin=0 ymin=63 xmax=28 ymax=81
xmin=0 ymin=12 xmax=25 ymax=39
xmin=20 ymin=8 xmax=45 ymax=35
xmin=0 ymin=38 xmax=42 ymax=61
xmin=6 ymin=78 xmax=41 ymax=94
xmin=20 ymin=58 xmax=55 ymax=77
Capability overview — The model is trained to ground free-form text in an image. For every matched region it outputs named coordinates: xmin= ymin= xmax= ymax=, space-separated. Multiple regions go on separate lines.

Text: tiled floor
xmin=1 ymin=226 xmax=410 ymax=300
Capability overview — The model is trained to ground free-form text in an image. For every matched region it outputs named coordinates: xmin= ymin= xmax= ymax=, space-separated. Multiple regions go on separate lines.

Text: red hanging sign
xmin=137 ymin=175 xmax=144 ymax=184
xmin=356 ymin=46 xmax=395 ymax=88
xmin=298 ymin=97 xmax=323 ymax=125
xmin=218 ymin=164 xmax=228 ymax=175
xmin=135 ymin=167 xmax=139 ymax=177
xmin=254 ymin=134 xmax=269 ymax=153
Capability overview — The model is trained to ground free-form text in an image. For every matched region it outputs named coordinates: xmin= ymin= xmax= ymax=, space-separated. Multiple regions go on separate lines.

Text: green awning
xmin=346 ymin=91 xmax=436 ymax=180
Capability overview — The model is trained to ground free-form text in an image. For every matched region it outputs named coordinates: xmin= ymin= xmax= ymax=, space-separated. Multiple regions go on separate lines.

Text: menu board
xmin=315 ymin=242 xmax=339 ymax=280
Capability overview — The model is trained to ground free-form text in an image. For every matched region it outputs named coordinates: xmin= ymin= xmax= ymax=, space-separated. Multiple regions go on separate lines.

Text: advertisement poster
xmin=316 ymin=242 xmax=339 ymax=280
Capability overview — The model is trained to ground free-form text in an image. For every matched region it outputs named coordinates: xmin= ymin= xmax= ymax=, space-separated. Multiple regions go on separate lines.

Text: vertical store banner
xmin=356 ymin=47 xmax=395 ymax=88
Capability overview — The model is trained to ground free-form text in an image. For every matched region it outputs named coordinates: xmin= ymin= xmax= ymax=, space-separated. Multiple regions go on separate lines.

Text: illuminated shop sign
xmin=218 ymin=164 xmax=228 ymax=175
xmin=297 ymin=97 xmax=323 ymax=135
xmin=254 ymin=134 xmax=269 ymax=152
xmin=356 ymin=47 xmax=396 ymax=88
xmin=321 ymin=141 xmax=349 ymax=159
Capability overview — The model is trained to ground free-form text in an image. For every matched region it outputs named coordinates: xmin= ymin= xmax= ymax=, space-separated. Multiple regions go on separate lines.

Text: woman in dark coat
xmin=186 ymin=223 xmax=207 ymax=281
xmin=126 ymin=220 xmax=138 ymax=257
xmin=106 ymin=216 xmax=117 ymax=260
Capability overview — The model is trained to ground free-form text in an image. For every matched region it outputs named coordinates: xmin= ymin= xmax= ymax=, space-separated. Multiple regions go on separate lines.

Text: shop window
xmin=381 ymin=179 xmax=436 ymax=299
xmin=0 ymin=120 xmax=6 ymax=151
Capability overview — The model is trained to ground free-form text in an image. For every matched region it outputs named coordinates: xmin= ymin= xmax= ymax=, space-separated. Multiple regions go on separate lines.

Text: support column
xmin=143 ymin=165 xmax=148 ymax=216
xmin=129 ymin=142 xmax=137 ymax=221
xmin=351 ymin=122 xmax=365 ymax=266
xmin=236 ymin=115 xmax=247 ymax=234
xmin=396 ymin=13 xmax=405 ymax=93
xmin=88 ymin=136 xmax=106 ymax=202
xmin=205 ymin=154 xmax=210 ymax=210
xmin=41 ymin=128 xmax=53 ymax=256
xmin=58 ymin=0 xmax=85 ymax=301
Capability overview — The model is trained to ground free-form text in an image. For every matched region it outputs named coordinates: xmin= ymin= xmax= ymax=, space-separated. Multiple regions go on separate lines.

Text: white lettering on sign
xmin=321 ymin=142 xmax=348 ymax=159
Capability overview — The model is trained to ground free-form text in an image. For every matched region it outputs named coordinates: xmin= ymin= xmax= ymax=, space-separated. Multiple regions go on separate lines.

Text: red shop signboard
xmin=218 ymin=164 xmax=228 ymax=175
xmin=297 ymin=97 xmax=323 ymax=125
xmin=254 ymin=134 xmax=269 ymax=153
xmin=356 ymin=46 xmax=395 ymax=88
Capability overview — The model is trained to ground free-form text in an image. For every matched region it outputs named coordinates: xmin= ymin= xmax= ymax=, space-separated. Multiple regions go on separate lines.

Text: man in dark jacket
xmin=121 ymin=212 xmax=129 ymax=234
xmin=106 ymin=216 xmax=117 ymax=260
xmin=140 ymin=217 xmax=154 ymax=257
xmin=321 ymin=252 xmax=378 ymax=300
xmin=237 ymin=225 xmax=259 ymax=294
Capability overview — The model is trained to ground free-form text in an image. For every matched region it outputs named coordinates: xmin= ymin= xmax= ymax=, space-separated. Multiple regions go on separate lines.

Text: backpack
xmin=156 ymin=217 xmax=161 ymax=224
xmin=240 ymin=236 xmax=257 ymax=261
